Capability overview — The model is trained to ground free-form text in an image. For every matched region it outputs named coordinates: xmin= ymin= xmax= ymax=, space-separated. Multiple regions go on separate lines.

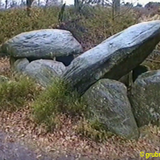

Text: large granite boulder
xmin=63 ymin=20 xmax=160 ymax=95
xmin=83 ymin=79 xmax=139 ymax=140
xmin=0 ymin=29 xmax=83 ymax=59
xmin=24 ymin=59 xmax=66 ymax=87
xmin=129 ymin=70 xmax=160 ymax=127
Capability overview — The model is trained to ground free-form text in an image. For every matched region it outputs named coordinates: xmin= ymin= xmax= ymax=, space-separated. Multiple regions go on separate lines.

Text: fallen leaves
xmin=1 ymin=106 xmax=160 ymax=160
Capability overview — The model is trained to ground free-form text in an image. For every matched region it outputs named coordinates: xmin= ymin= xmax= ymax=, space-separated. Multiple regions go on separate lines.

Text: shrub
xmin=32 ymin=78 xmax=87 ymax=131
xmin=56 ymin=6 xmax=138 ymax=50
xmin=0 ymin=7 xmax=60 ymax=44
xmin=0 ymin=74 xmax=40 ymax=111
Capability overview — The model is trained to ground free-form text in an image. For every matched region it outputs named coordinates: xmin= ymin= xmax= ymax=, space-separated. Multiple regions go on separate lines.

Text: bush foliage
xmin=0 ymin=74 xmax=40 ymax=111
xmin=32 ymin=78 xmax=87 ymax=131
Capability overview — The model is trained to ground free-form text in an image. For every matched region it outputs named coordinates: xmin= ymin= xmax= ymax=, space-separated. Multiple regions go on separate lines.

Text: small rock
xmin=24 ymin=59 xmax=66 ymax=87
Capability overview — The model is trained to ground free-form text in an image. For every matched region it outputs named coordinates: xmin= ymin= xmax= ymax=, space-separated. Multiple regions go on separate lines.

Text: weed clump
xmin=75 ymin=118 xmax=108 ymax=142
xmin=0 ymin=74 xmax=40 ymax=111
xmin=32 ymin=78 xmax=87 ymax=131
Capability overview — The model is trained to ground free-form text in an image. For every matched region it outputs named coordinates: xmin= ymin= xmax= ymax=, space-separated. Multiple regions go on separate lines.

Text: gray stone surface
xmin=63 ymin=20 xmax=160 ymax=95
xmin=24 ymin=59 xmax=66 ymax=87
xmin=0 ymin=29 xmax=83 ymax=58
xmin=119 ymin=71 xmax=132 ymax=88
xmin=13 ymin=58 xmax=30 ymax=72
xmin=83 ymin=79 xmax=139 ymax=140
xmin=129 ymin=70 xmax=160 ymax=127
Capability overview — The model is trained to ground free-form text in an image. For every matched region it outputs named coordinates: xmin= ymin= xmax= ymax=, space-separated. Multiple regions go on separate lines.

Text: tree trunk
xmin=112 ymin=0 xmax=120 ymax=16
xmin=5 ymin=0 xmax=8 ymax=9
xmin=26 ymin=0 xmax=33 ymax=16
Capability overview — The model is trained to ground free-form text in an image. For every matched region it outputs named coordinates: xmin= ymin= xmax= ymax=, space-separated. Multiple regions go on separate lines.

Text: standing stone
xmin=129 ymin=70 xmax=160 ymax=127
xmin=83 ymin=79 xmax=139 ymax=140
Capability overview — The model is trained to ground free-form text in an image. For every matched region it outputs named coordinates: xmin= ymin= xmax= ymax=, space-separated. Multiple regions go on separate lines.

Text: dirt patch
xmin=0 ymin=131 xmax=51 ymax=160
xmin=0 ymin=129 xmax=77 ymax=160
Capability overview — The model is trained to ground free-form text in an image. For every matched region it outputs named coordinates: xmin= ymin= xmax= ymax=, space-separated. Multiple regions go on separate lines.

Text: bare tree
xmin=112 ymin=0 xmax=120 ymax=15
xmin=0 ymin=0 xmax=2 ymax=8
xmin=45 ymin=0 xmax=62 ymax=6
xmin=37 ymin=0 xmax=40 ymax=6
xmin=26 ymin=0 xmax=34 ymax=16
xmin=74 ymin=0 xmax=79 ymax=9
xmin=111 ymin=0 xmax=120 ymax=22
xmin=5 ymin=0 xmax=8 ymax=9
xmin=45 ymin=0 xmax=48 ymax=6
xmin=21 ymin=0 xmax=23 ymax=5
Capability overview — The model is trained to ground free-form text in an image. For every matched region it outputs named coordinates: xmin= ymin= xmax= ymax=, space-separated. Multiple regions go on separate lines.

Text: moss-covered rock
xmin=129 ymin=70 xmax=160 ymax=127
xmin=83 ymin=79 xmax=139 ymax=140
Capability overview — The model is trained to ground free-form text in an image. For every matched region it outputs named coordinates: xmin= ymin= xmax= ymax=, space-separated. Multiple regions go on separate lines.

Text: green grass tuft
xmin=0 ymin=74 xmax=40 ymax=111
xmin=32 ymin=78 xmax=87 ymax=131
